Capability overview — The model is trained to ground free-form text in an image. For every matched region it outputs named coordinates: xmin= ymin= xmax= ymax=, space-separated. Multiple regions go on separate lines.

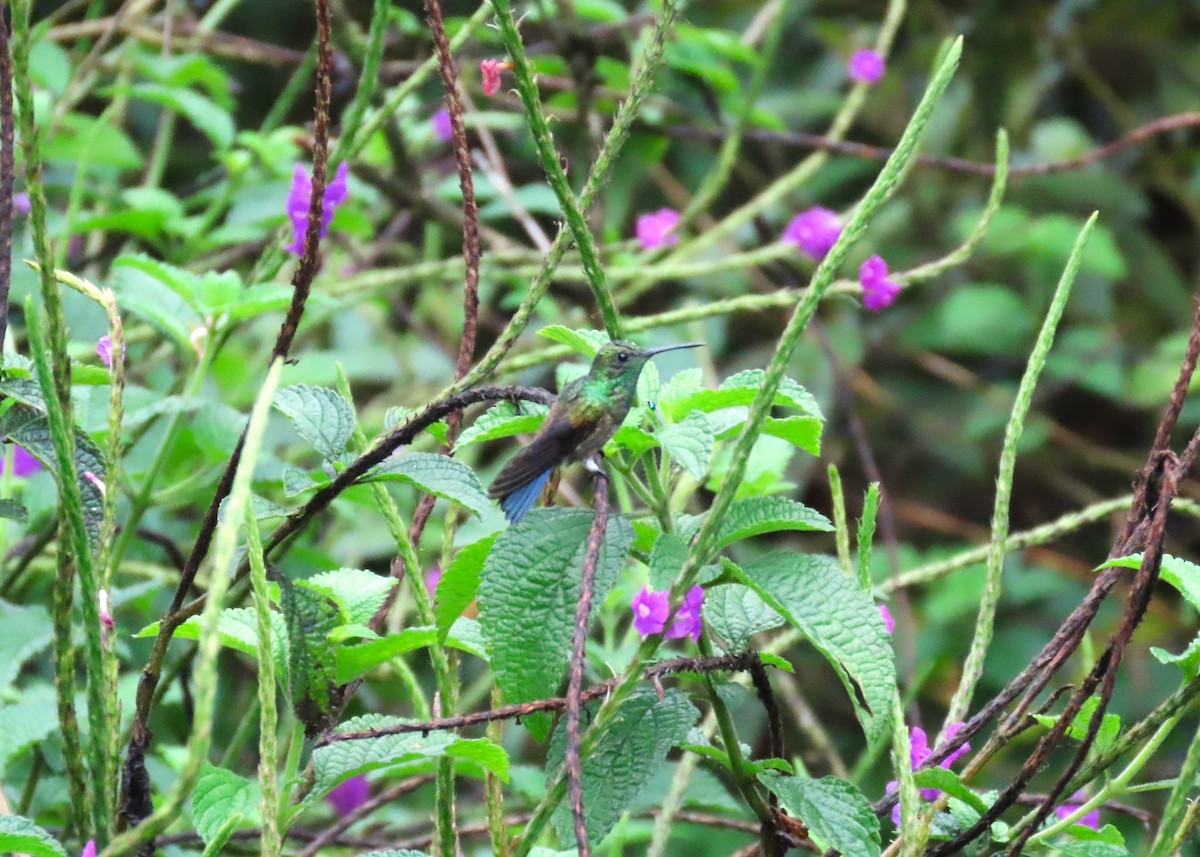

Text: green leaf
xmin=302 ymin=568 xmax=397 ymax=626
xmin=435 ymin=535 xmax=496 ymax=640
xmin=477 ymin=508 xmax=633 ymax=740
xmin=760 ymin=416 xmax=823 ymax=454
xmin=1100 ymin=553 xmax=1200 ymax=614
xmin=0 ymin=600 xmax=53 ymax=692
xmin=647 ymin=532 xmax=688 ymax=590
xmin=310 ymin=715 xmax=507 ymax=801
xmin=731 ymin=553 xmax=895 ymax=747
xmin=703 ymin=496 xmax=833 ymax=549
xmin=127 ymin=83 xmax=236 ymax=148
xmin=111 ymin=254 xmax=204 ymax=351
xmin=0 ymin=815 xmax=68 ymax=857
xmin=660 ymin=369 xmax=823 ymax=422
xmin=0 ymin=403 xmax=106 ymax=545
xmin=758 ymin=772 xmax=880 ymax=857
xmin=190 ymin=764 xmax=259 ymax=845
xmin=537 ymin=325 xmax=607 ymax=356
xmin=364 ymin=452 xmax=490 ymax=516
xmin=912 ymin=767 xmax=988 ymax=813
xmin=335 ymin=622 xmax=487 ymax=684
xmin=1032 ymin=696 xmax=1120 ymax=754
xmin=0 ymin=498 xmax=30 ymax=522
xmin=279 ymin=576 xmax=341 ymax=735
xmin=456 ymin=401 xmax=549 ymax=449
xmin=548 ymin=690 xmax=698 ymax=845
xmin=657 ymin=411 xmax=714 ymax=479
xmin=356 ymin=851 xmax=431 ymax=857
xmin=1150 ymin=637 xmax=1200 ymax=680
xmin=136 ymin=607 xmax=290 ymax=685
xmin=0 ymin=697 xmax=58 ymax=773
xmin=273 ymin=385 xmax=356 ymax=462
xmin=703 ymin=584 xmax=785 ymax=650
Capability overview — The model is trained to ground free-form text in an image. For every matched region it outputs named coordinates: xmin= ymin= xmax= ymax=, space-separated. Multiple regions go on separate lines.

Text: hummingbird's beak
xmin=642 ymin=342 xmax=703 ymax=358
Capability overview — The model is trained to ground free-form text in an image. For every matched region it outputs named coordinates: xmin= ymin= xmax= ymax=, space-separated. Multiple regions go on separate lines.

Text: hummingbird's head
xmin=589 ymin=339 xmax=703 ymax=386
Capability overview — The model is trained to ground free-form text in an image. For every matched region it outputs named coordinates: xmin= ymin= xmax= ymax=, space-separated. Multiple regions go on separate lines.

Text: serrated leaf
xmin=0 ymin=499 xmax=26 ymax=522
xmin=706 ymin=496 xmax=833 ymax=549
xmin=0 ymin=815 xmax=67 ymax=857
xmin=648 ymin=532 xmax=688 ymax=590
xmin=282 ymin=465 xmax=318 ymax=496
xmin=912 ymin=767 xmax=988 ymax=813
xmin=435 ymin=535 xmax=496 ymax=640
xmin=311 ymin=715 xmax=506 ymax=801
xmin=1100 ymin=553 xmax=1200 ymax=614
xmin=731 ymin=553 xmax=895 ymax=747
xmin=365 ymin=452 xmax=490 ymax=516
xmin=0 ymin=403 xmax=106 ymax=545
xmin=703 ymin=584 xmax=785 ymax=649
xmin=1032 ymin=696 xmax=1120 ymax=754
xmin=190 ymin=764 xmax=259 ymax=845
xmin=0 ymin=600 xmax=54 ymax=692
xmin=659 ymin=370 xmax=823 ymax=422
xmin=137 ymin=607 xmax=291 ymax=686
xmin=456 ymin=401 xmax=548 ymax=449
xmin=302 ymin=568 xmax=396 ymax=626
xmin=446 ymin=737 xmax=510 ymax=782
xmin=1151 ymin=637 xmax=1200 ymax=680
xmin=280 ymin=576 xmax=341 ymax=736
xmin=759 ymin=772 xmax=880 ymax=857
xmin=537 ymin=325 xmax=607 ymax=356
xmin=477 ymin=508 xmax=633 ymax=740
xmin=548 ymin=690 xmax=698 ymax=845
xmin=761 ymin=416 xmax=823 ymax=454
xmin=335 ymin=621 xmax=487 ymax=683
xmin=273 ymin=385 xmax=356 ymax=462
xmin=657 ymin=411 xmax=713 ymax=479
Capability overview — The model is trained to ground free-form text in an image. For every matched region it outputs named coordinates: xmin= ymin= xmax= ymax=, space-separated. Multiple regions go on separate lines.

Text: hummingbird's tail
xmin=498 ymin=467 xmax=552 ymax=523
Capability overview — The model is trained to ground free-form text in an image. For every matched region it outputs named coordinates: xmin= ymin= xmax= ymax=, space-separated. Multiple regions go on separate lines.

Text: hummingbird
xmin=488 ymin=339 xmax=703 ymax=522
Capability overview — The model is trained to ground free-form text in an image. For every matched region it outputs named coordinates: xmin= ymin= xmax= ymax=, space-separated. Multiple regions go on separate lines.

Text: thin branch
xmin=0 ymin=7 xmax=13 ymax=358
xmin=566 ymin=468 xmax=610 ymax=857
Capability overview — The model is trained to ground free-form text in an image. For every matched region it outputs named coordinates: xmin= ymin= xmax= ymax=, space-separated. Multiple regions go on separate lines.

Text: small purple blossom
xmin=13 ymin=192 xmax=30 ymax=216
xmin=636 ymin=208 xmax=681 ymax=250
xmin=326 ymin=774 xmax=370 ymax=817
xmin=665 ymin=585 xmax=705 ymax=643
xmin=96 ymin=334 xmax=125 ymax=369
xmin=783 ymin=206 xmax=842 ymax=260
xmin=879 ymin=604 xmax=895 ymax=635
xmin=888 ymin=722 xmax=971 ymax=823
xmin=848 ymin=49 xmax=886 ymax=84
xmin=285 ymin=161 xmax=350 ymax=256
xmin=82 ymin=842 xmax=96 ymax=857
xmin=425 ymin=565 xmax=442 ymax=594
xmin=1055 ymin=790 xmax=1100 ymax=829
xmin=432 ymin=108 xmax=453 ymax=143
xmin=859 ymin=254 xmax=902 ymax=311
xmin=631 ymin=585 xmax=670 ymax=636
xmin=99 ymin=589 xmax=115 ymax=645
xmin=2 ymin=444 xmax=42 ymax=478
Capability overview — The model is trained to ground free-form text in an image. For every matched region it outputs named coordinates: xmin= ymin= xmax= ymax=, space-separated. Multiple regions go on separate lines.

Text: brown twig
xmin=296 ymin=775 xmax=433 ymax=857
xmin=122 ymin=0 xmax=335 ymax=833
xmin=0 ymin=7 xmax=13 ymax=359
xmin=566 ymin=467 xmax=610 ymax=857
xmin=648 ymin=110 xmax=1200 ymax=178
xmin=318 ymin=652 xmax=764 ymax=745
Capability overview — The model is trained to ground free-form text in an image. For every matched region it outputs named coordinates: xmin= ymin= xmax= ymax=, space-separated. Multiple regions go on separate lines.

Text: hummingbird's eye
xmin=617 ymin=351 xmax=629 ymax=362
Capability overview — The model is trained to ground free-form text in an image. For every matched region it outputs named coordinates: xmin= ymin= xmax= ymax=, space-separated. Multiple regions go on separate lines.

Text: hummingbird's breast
xmin=568 ymin=411 xmax=620 ymax=462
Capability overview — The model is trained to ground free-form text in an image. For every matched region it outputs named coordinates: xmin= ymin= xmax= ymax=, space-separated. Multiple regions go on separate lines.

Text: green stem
xmin=246 ymin=511 xmax=282 ymax=857
xmin=1148 ymin=713 xmax=1200 ymax=855
xmin=941 ymin=212 xmax=1097 ymax=729
xmin=330 ymin=0 xmax=389 ymax=164
xmin=489 ymin=0 xmax=623 ymax=338
xmin=856 ymin=483 xmax=880 ymax=591
xmin=828 ymin=464 xmax=853 ymax=578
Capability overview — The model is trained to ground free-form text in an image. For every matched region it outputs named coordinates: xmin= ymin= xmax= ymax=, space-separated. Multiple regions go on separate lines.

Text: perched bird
xmin=488 ymin=339 xmax=702 ymax=522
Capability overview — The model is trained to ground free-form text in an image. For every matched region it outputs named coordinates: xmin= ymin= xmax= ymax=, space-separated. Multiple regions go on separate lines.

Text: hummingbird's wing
xmin=486 ymin=404 xmax=592 ymax=501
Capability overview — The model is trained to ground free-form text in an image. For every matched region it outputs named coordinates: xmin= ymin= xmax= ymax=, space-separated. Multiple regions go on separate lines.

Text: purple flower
xmin=1055 ymin=790 xmax=1100 ymax=829
xmin=888 ymin=722 xmax=971 ymax=823
xmin=425 ymin=565 xmax=442 ymax=594
xmin=432 ymin=108 xmax=453 ymax=143
xmin=285 ymin=161 xmax=350 ymax=256
xmin=665 ymin=585 xmax=704 ymax=643
xmin=481 ymin=59 xmax=512 ymax=96
xmin=636 ymin=208 xmax=681 ymax=250
xmin=13 ymin=192 xmax=30 ymax=216
xmin=326 ymin=774 xmax=370 ymax=817
xmin=82 ymin=842 xmax=96 ymax=857
xmin=783 ymin=206 xmax=842 ymax=260
xmin=2 ymin=444 xmax=42 ymax=478
xmin=859 ymin=254 xmax=902 ymax=311
xmin=631 ymin=585 xmax=670 ymax=637
xmin=96 ymin=334 xmax=125 ymax=369
xmin=848 ymin=49 xmax=886 ymax=84
xmin=879 ymin=604 xmax=895 ymax=634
